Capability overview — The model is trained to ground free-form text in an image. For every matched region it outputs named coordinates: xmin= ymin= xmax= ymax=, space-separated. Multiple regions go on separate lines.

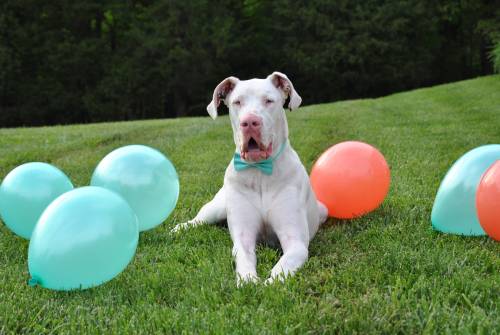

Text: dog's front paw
xmin=170 ymin=222 xmax=190 ymax=234
xmin=236 ymin=273 xmax=259 ymax=287
xmin=264 ymin=272 xmax=287 ymax=285
xmin=264 ymin=277 xmax=283 ymax=285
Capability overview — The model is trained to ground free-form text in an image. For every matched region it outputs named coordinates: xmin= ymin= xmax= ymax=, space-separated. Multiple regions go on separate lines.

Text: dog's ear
xmin=267 ymin=71 xmax=302 ymax=110
xmin=206 ymin=76 xmax=239 ymax=120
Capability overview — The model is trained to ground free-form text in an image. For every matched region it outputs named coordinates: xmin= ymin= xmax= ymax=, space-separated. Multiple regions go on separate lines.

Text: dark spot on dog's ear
xmin=218 ymin=81 xmax=236 ymax=102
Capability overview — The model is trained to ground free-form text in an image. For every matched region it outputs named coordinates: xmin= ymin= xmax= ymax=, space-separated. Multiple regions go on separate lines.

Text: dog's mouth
xmin=241 ymin=137 xmax=272 ymax=162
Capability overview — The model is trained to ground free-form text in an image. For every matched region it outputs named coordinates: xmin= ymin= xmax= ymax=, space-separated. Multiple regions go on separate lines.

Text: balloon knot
xmin=28 ymin=277 xmax=39 ymax=287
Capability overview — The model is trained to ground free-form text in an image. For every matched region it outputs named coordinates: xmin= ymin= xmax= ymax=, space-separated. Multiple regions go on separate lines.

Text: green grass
xmin=1 ymin=76 xmax=500 ymax=334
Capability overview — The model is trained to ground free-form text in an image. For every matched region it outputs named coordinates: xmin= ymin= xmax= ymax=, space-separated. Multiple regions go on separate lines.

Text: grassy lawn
xmin=1 ymin=75 xmax=499 ymax=334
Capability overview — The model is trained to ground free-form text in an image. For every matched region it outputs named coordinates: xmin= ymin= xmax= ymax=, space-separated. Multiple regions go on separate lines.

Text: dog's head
xmin=207 ymin=72 xmax=302 ymax=162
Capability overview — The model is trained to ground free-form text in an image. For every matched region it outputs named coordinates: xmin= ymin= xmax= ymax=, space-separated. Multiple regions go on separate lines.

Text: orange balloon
xmin=476 ymin=160 xmax=500 ymax=241
xmin=310 ymin=141 xmax=390 ymax=219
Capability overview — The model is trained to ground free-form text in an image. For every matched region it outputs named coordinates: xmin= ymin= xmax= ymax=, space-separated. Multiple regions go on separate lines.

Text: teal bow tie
xmin=233 ymin=141 xmax=288 ymax=175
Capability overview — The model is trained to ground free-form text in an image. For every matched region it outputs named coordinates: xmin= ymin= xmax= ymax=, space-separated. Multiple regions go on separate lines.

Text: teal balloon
xmin=91 ymin=145 xmax=179 ymax=231
xmin=0 ymin=162 xmax=73 ymax=239
xmin=431 ymin=144 xmax=500 ymax=236
xmin=28 ymin=186 xmax=139 ymax=291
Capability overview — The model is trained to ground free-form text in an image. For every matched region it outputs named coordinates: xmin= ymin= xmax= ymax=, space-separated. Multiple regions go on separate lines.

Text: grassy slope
xmin=0 ymin=76 xmax=499 ymax=334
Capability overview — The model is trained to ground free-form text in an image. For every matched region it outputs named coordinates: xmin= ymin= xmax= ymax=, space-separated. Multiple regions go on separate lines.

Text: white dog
xmin=173 ymin=72 xmax=328 ymax=284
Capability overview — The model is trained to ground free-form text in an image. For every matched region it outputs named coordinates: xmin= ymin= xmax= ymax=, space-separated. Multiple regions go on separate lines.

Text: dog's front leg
xmin=172 ymin=187 xmax=226 ymax=233
xmin=227 ymin=190 xmax=261 ymax=286
xmin=266 ymin=194 xmax=310 ymax=283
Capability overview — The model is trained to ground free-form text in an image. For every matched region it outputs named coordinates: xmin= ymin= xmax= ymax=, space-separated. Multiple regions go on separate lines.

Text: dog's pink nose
xmin=240 ymin=114 xmax=262 ymax=130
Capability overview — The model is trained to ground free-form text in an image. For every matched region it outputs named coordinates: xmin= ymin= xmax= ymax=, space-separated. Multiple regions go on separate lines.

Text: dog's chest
xmin=234 ymin=173 xmax=287 ymax=215
xmin=237 ymin=176 xmax=281 ymax=244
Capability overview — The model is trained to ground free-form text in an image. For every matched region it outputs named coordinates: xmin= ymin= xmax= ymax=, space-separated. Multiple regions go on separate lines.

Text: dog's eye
xmin=265 ymin=99 xmax=274 ymax=105
xmin=233 ymin=100 xmax=241 ymax=106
